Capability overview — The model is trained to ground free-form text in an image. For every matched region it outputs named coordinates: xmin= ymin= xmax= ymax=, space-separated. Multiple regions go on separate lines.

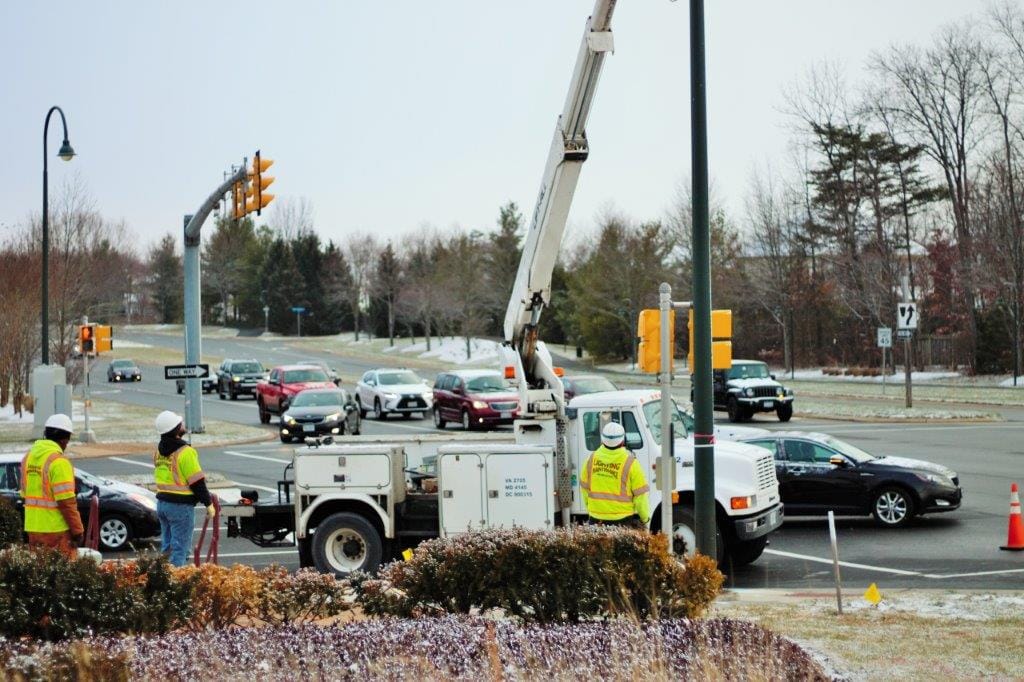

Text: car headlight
xmin=785 ymin=388 xmax=794 ymax=396
xmin=472 ymin=400 xmax=488 ymax=409
xmin=421 ymin=392 xmax=432 ymax=401
xmin=743 ymin=388 xmax=753 ymax=397
xmin=384 ymin=393 xmax=399 ymax=400
xmin=129 ymin=492 xmax=156 ymax=511
xmin=916 ymin=473 xmax=954 ymax=487
xmin=324 ymin=412 xmax=342 ymax=422
xmin=232 ymin=376 xmax=241 ymax=382
xmin=284 ymin=416 xmax=297 ymax=425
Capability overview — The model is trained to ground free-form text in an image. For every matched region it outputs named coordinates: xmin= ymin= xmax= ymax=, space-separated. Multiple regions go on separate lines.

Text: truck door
xmin=438 ymin=453 xmax=485 ymax=535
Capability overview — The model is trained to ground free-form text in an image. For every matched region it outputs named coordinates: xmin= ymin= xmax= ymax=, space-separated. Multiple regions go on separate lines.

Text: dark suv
xmin=701 ymin=359 xmax=794 ymax=423
xmin=432 ymin=370 xmax=520 ymax=431
xmin=217 ymin=359 xmax=266 ymax=400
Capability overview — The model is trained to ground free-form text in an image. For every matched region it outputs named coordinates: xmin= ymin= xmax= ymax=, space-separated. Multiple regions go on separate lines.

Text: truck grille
xmin=755 ymin=455 xmax=776 ymax=490
xmin=752 ymin=386 xmax=778 ymax=398
xmin=490 ymin=401 xmax=518 ymax=411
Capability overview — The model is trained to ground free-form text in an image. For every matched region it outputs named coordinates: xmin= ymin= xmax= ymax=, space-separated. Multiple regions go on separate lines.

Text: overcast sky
xmin=0 ymin=1 xmax=985 ymax=252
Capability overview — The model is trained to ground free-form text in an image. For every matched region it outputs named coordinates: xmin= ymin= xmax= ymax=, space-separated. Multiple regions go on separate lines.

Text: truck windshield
xmin=727 ymin=363 xmax=770 ymax=380
xmin=232 ymin=362 xmax=262 ymax=373
xmin=641 ymin=399 xmax=689 ymax=445
xmin=283 ymin=369 xmax=328 ymax=383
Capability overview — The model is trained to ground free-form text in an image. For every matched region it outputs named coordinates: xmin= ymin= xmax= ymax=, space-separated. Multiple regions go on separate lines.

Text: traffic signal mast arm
xmin=502 ymin=0 xmax=616 ymax=415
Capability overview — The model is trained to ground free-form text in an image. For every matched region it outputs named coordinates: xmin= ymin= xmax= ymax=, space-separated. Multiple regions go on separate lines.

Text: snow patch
xmin=791 ymin=369 xmax=961 ymax=383
xmin=399 ymin=337 xmax=501 ymax=365
xmin=842 ymin=592 xmax=1024 ymax=621
xmin=0 ymin=404 xmax=34 ymax=424
xmin=111 ymin=339 xmax=152 ymax=349
xmin=998 ymin=376 xmax=1024 ymax=388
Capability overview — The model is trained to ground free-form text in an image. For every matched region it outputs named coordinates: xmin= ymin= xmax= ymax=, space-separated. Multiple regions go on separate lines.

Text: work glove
xmin=71 ymin=533 xmax=84 ymax=547
xmin=206 ymin=504 xmax=217 ymax=519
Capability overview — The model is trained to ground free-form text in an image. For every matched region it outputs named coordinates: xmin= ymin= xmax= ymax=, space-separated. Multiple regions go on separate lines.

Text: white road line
xmin=109 ymin=456 xmax=153 ymax=468
xmin=930 ymin=567 xmax=1024 ymax=578
xmin=222 ymin=450 xmax=291 ymax=464
xmin=108 ymin=456 xmax=277 ymax=493
xmin=764 ymin=548 xmax=923 ymax=576
xmin=217 ymin=550 xmax=297 ymax=558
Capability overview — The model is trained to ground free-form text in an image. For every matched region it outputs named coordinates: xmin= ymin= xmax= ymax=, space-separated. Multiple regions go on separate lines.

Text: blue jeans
xmin=157 ymin=499 xmax=195 ymax=567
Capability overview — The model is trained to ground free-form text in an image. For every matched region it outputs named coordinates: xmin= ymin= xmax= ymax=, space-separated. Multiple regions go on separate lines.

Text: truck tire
xmin=726 ymin=396 xmax=741 ymax=423
xmin=776 ymin=403 xmax=793 ymax=422
xmin=728 ymin=536 xmax=767 ymax=567
xmin=258 ymin=399 xmax=271 ymax=424
xmin=298 ymin=537 xmax=314 ymax=569
xmin=671 ymin=505 xmax=725 ymax=566
xmin=312 ymin=512 xmax=384 ymax=577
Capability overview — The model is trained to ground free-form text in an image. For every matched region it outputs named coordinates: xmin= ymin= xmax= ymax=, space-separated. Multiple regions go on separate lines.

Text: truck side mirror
xmin=770 ymin=374 xmax=776 ymax=380
xmin=625 ymin=434 xmax=643 ymax=450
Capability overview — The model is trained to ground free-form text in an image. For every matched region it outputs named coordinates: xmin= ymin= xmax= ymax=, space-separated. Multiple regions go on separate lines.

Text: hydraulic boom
xmin=503 ymin=0 xmax=617 ymax=416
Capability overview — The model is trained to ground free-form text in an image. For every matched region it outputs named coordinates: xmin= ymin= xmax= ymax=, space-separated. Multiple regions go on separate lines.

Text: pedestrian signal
xmin=79 ymin=324 xmax=96 ymax=354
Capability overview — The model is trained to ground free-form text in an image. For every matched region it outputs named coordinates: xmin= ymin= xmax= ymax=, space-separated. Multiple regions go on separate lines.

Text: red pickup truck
xmin=256 ymin=365 xmax=334 ymax=424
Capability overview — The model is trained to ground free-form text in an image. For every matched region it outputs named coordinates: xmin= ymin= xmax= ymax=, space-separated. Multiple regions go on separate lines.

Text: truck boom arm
xmin=503 ymin=0 xmax=617 ymax=405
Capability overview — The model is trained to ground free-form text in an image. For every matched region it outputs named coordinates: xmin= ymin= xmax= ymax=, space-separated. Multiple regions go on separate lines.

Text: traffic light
xmin=688 ymin=309 xmax=733 ymax=373
xmin=231 ymin=181 xmax=245 ymax=220
xmin=637 ymin=308 xmax=675 ymax=374
xmin=245 ymin=150 xmax=274 ymax=216
xmin=78 ymin=324 xmax=96 ymax=354
xmin=95 ymin=325 xmax=113 ymax=353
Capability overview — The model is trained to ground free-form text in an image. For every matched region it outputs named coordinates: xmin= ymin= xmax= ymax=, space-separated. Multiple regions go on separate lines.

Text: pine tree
xmin=147 ymin=233 xmax=183 ymax=323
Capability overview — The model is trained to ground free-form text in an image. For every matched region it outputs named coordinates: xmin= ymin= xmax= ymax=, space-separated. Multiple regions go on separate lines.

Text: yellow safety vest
xmin=580 ymin=445 xmax=651 ymax=523
xmin=153 ymin=445 xmax=205 ymax=497
xmin=20 ymin=439 xmax=77 ymax=533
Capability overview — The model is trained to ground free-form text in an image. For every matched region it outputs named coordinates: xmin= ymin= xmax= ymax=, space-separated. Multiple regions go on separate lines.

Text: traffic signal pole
xmin=689 ymin=0 xmax=717 ymax=559
xmin=182 ymin=165 xmax=248 ymax=433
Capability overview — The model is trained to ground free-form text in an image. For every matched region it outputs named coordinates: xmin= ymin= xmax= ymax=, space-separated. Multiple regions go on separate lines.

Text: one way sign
xmin=897 ymin=302 xmax=918 ymax=330
xmin=164 ymin=364 xmax=210 ymax=380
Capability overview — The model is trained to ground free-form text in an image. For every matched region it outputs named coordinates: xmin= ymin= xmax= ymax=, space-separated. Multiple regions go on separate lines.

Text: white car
xmin=355 ymin=368 xmax=433 ymax=420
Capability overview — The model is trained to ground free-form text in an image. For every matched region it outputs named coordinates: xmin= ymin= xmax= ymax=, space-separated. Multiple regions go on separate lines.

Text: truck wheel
xmin=229 ymin=387 xmax=238 ymax=401
xmin=671 ymin=505 xmax=725 ymax=566
xmin=298 ymin=537 xmax=314 ymax=569
xmin=726 ymin=396 xmax=741 ymax=423
xmin=433 ymin=407 xmax=447 ymax=429
xmin=312 ymin=512 xmax=383 ymax=577
xmin=729 ymin=536 xmax=767 ymax=567
xmin=258 ymin=399 xmax=271 ymax=424
xmin=777 ymin=403 xmax=793 ymax=422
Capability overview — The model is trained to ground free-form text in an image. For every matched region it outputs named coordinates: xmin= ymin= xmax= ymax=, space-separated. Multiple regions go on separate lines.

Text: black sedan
xmin=741 ymin=432 xmax=962 ymax=527
xmin=280 ymin=388 xmax=361 ymax=443
xmin=0 ymin=456 xmax=160 ymax=552
xmin=107 ymin=359 xmax=142 ymax=382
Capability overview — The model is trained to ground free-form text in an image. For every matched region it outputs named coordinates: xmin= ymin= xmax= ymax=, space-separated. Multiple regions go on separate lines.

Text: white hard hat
xmin=155 ymin=410 xmax=183 ymax=436
xmin=601 ymin=421 xmax=626 ymax=448
xmin=44 ymin=413 xmax=74 ymax=435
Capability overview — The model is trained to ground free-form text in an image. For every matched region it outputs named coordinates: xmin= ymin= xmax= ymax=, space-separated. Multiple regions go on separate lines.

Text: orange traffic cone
xmin=999 ymin=483 xmax=1024 ymax=552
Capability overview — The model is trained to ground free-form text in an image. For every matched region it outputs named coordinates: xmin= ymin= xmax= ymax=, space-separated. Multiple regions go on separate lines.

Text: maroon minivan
xmin=432 ymin=370 xmax=520 ymax=430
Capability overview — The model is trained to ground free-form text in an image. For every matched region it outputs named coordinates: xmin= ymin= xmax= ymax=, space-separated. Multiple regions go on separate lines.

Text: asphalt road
xmin=80 ymin=329 xmax=1024 ymax=589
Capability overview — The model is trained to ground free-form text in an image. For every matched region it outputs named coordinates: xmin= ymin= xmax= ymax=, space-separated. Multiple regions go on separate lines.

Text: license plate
xmin=303 ymin=424 xmax=315 ymax=433
xmin=500 ymin=411 xmax=511 ymax=419
xmin=763 ymin=400 xmax=774 ymax=409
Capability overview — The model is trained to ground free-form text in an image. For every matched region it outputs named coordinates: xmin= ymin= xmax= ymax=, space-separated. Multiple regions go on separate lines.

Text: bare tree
xmin=266 ymin=197 xmax=314 ymax=241
xmin=344 ymin=233 xmax=379 ymax=341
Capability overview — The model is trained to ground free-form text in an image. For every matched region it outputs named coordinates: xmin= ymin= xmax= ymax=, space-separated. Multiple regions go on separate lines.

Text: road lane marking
xmin=764 ymin=548 xmax=923 ymax=576
xmin=108 ymin=456 xmax=278 ymax=493
xmin=222 ymin=450 xmax=291 ymax=464
xmin=217 ymin=550 xmax=297 ymax=558
xmin=109 ymin=456 xmax=154 ymax=468
xmin=930 ymin=567 xmax=1024 ymax=578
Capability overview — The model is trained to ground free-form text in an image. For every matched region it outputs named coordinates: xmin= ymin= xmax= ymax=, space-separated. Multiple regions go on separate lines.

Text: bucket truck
xmin=221 ymin=0 xmax=783 ymax=576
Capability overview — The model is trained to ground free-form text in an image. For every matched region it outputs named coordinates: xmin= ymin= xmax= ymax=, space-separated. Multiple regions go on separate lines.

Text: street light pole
xmin=41 ymin=106 xmax=75 ymax=365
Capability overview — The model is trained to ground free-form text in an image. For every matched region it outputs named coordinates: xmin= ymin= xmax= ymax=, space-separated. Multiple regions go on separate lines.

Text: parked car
xmin=298 ymin=360 xmax=340 ymax=386
xmin=0 ymin=454 xmax=160 ymax=552
xmin=562 ymin=374 xmax=618 ymax=401
xmin=432 ymin=370 xmax=520 ymax=430
xmin=176 ymin=375 xmax=216 ymax=394
xmin=740 ymin=431 xmax=962 ymax=527
xmin=698 ymin=359 xmax=794 ymax=423
xmin=355 ymin=369 xmax=432 ymax=420
xmin=280 ymin=388 xmax=361 ymax=443
xmin=216 ymin=359 xmax=266 ymax=400
xmin=107 ymin=359 xmax=141 ymax=383
xmin=256 ymin=365 xmax=335 ymax=424
xmin=677 ymin=401 xmax=770 ymax=442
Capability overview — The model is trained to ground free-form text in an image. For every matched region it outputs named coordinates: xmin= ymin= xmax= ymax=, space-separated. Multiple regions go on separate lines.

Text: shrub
xmin=254 ymin=566 xmax=351 ymax=625
xmin=351 ymin=526 xmax=724 ymax=623
xmin=0 ymin=497 xmax=22 ymax=549
xmin=171 ymin=563 xmax=263 ymax=630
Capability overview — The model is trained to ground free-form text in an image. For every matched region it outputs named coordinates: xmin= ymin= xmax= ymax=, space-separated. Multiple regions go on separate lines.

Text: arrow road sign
xmin=897 ymin=302 xmax=918 ymax=330
xmin=877 ymin=327 xmax=892 ymax=348
xmin=164 ymin=364 xmax=210 ymax=380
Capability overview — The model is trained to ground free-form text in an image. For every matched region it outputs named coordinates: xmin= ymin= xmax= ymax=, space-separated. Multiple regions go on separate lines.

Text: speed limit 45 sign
xmin=877 ymin=327 xmax=892 ymax=348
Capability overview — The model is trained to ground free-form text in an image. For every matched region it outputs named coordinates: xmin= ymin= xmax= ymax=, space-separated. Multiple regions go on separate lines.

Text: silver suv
xmin=355 ymin=368 xmax=432 ymax=420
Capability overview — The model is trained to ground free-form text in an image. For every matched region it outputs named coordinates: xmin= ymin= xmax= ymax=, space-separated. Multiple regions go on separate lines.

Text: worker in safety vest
xmin=20 ymin=414 xmax=84 ymax=557
xmin=153 ymin=411 xmax=214 ymax=566
xmin=580 ymin=422 xmax=651 ymax=528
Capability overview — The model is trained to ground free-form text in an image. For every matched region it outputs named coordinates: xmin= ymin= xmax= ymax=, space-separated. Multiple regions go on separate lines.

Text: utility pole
xmin=689 ymin=0 xmax=717 ymax=559
xmin=659 ymin=284 xmax=674 ymax=554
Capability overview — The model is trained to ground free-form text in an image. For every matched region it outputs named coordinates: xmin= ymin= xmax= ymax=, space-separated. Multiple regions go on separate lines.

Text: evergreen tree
xmin=147 ymin=233 xmax=183 ymax=323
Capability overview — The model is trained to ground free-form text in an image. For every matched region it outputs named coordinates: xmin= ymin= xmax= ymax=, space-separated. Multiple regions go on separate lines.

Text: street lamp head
xmin=57 ymin=139 xmax=75 ymax=161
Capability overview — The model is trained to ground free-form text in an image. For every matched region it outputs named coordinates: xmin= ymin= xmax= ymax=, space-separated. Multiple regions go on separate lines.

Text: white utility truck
xmin=222 ymin=0 xmax=782 ymax=575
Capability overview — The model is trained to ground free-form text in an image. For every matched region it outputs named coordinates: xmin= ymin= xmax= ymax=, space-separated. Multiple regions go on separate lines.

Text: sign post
xmin=877 ymin=327 xmax=891 ymax=396
xmin=897 ymin=286 xmax=918 ymax=409
xmin=659 ymin=283 xmax=674 ymax=554
xmin=291 ymin=306 xmax=306 ymax=337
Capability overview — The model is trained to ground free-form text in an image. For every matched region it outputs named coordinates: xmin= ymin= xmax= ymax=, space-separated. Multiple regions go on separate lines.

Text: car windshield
xmin=824 ymin=437 xmax=876 ymax=463
xmin=466 ymin=375 xmax=509 ymax=392
xmin=231 ymin=362 xmax=262 ymax=373
xmin=642 ymin=399 xmax=689 ymax=445
xmin=572 ymin=377 xmax=617 ymax=393
xmin=727 ymin=363 xmax=770 ymax=380
xmin=283 ymin=368 xmax=328 ymax=383
xmin=112 ymin=360 xmax=133 ymax=368
xmin=292 ymin=392 xmax=344 ymax=407
xmin=379 ymin=371 xmax=422 ymax=385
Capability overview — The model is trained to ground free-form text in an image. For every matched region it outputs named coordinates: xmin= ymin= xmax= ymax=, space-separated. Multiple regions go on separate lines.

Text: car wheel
xmin=669 ymin=505 xmax=725 ymax=566
xmin=373 ymin=399 xmax=385 ymax=421
xmin=258 ymin=399 xmax=271 ymax=425
xmin=729 ymin=536 xmax=768 ymax=567
xmin=356 ymin=397 xmax=367 ymax=419
xmin=462 ymin=410 xmax=473 ymax=431
xmin=279 ymin=434 xmax=292 ymax=444
xmin=98 ymin=514 xmax=132 ymax=553
xmin=229 ymin=387 xmax=238 ymax=401
xmin=218 ymin=387 xmax=226 ymax=400
xmin=433 ymin=407 xmax=447 ymax=430
xmin=727 ymin=396 xmax=741 ymax=423
xmin=312 ymin=512 xmax=384 ymax=577
xmin=777 ymin=403 xmax=793 ymax=422
xmin=872 ymin=486 xmax=915 ymax=528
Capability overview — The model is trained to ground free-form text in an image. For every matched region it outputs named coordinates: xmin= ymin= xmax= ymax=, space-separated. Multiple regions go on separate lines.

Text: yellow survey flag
xmin=863 ymin=583 xmax=882 ymax=605
xmin=402 ymin=548 xmax=414 ymax=561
